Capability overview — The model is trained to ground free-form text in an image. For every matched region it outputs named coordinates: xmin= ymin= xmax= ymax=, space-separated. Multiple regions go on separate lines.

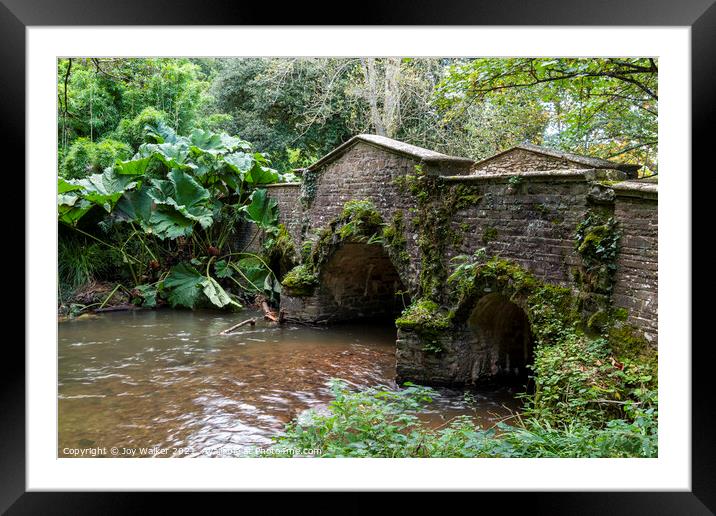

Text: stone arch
xmin=280 ymin=200 xmax=412 ymax=324
xmin=315 ymin=239 xmax=409 ymax=323
xmin=466 ymin=292 xmax=534 ymax=382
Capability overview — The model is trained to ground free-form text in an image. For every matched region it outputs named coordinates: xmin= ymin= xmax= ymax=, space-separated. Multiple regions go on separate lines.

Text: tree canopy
xmin=58 ymin=56 xmax=658 ymax=178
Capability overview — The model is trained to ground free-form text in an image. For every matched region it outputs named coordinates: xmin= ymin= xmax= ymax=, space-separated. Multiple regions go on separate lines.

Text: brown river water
xmin=58 ymin=309 xmax=521 ymax=457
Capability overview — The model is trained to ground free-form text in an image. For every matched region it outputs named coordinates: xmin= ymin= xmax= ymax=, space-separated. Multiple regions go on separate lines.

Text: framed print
xmin=5 ymin=0 xmax=713 ymax=512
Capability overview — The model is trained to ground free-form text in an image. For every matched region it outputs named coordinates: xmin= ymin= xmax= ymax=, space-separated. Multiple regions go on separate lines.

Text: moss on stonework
xmin=283 ymin=199 xmax=404 ymax=298
xmin=395 ymin=298 xmax=452 ymax=353
xmin=382 ymin=211 xmax=410 ymax=270
xmin=262 ymin=224 xmax=298 ymax=279
xmin=309 ymin=200 xmax=384 ymax=270
xmin=573 ymin=210 xmax=621 ymax=319
xmin=450 ymin=184 xmax=483 ymax=211
xmin=482 ymin=226 xmax=498 ymax=244
xmin=299 ymin=169 xmax=319 ymax=208
xmin=395 ymin=165 xmax=485 ymax=302
xmin=281 ymin=264 xmax=318 ymax=296
xmin=447 ymin=255 xmax=580 ymax=346
xmin=608 ymin=325 xmax=655 ymax=361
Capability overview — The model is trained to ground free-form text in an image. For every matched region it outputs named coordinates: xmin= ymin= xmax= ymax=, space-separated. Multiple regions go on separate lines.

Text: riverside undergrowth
xmin=57 ymin=122 xmax=290 ymax=313
xmin=267 ymin=379 xmax=657 ymax=458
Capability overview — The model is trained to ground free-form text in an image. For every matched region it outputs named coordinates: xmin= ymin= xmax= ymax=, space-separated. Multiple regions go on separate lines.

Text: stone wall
xmin=612 ymin=182 xmax=658 ymax=345
xmin=472 ymin=148 xmax=590 ymax=174
xmin=442 ymin=172 xmax=602 ymax=287
xmin=265 ymin=182 xmax=301 ymax=235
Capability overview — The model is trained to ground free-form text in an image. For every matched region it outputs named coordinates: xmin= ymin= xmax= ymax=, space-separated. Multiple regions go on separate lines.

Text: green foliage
xmin=58 ymin=123 xmax=282 ymax=310
xmin=163 ymin=262 xmax=206 ymax=309
xmin=241 ymin=189 xmax=279 ymax=233
xmin=573 ymin=210 xmax=621 ymax=316
xmin=445 ymin=253 xmax=655 ymax=427
xmin=508 ymin=175 xmax=523 ymax=188
xmin=131 ymin=284 xmax=158 ymax=308
xmin=481 ymin=226 xmax=498 ymax=244
xmin=58 ymin=58 xmax=225 ymax=161
xmin=435 ymin=58 xmax=658 ymax=172
xmin=112 ymin=107 xmax=168 ymax=150
xmin=262 ymin=224 xmax=298 ymax=279
xmin=526 ymin=332 xmax=657 ymax=428
xmin=162 ymin=262 xmax=241 ymax=310
xmin=57 ymin=236 xmax=119 ymax=300
xmin=381 ymin=211 xmax=410 ymax=270
xmin=270 ymin=380 xmax=657 ymax=458
xmin=281 ymin=200 xmax=393 ymax=298
xmin=395 ymin=299 xmax=452 ymax=352
xmin=210 ymin=58 xmax=359 ymax=171
xmin=281 ymin=264 xmax=318 ymax=296
xmin=61 ymin=138 xmax=132 ymax=179
xmin=309 ymin=200 xmax=384 ymax=269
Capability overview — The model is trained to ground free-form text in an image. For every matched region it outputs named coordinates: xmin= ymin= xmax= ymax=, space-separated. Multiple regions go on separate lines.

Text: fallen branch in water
xmin=256 ymin=294 xmax=279 ymax=322
xmin=220 ymin=318 xmax=256 ymax=335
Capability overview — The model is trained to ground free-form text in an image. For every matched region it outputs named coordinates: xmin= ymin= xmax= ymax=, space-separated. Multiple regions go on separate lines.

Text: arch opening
xmin=317 ymin=241 xmax=409 ymax=323
xmin=468 ymin=293 xmax=534 ymax=383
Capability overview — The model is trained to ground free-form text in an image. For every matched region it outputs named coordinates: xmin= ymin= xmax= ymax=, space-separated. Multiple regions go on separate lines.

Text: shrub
xmin=60 ymin=138 xmax=131 ymax=179
xmin=268 ymin=380 xmax=657 ymax=458
xmin=112 ymin=107 xmax=168 ymax=149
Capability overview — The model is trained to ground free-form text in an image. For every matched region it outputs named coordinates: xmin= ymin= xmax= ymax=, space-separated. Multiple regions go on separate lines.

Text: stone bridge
xmin=262 ymin=135 xmax=657 ymax=386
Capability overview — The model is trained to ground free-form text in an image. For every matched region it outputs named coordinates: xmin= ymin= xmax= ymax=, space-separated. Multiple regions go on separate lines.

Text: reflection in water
xmin=58 ymin=309 xmax=521 ymax=457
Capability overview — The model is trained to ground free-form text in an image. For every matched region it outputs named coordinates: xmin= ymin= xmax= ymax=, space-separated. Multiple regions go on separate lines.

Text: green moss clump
xmin=447 ymin=254 xmax=579 ymax=346
xmin=382 ymin=211 xmax=410 ymax=270
xmin=299 ymin=170 xmax=319 ymax=208
xmin=262 ymin=224 xmax=298 ymax=278
xmin=481 ymin=226 xmax=498 ymax=244
xmin=574 ymin=211 xmax=620 ymax=297
xmin=450 ymin=184 xmax=483 ymax=210
xmin=281 ymin=264 xmax=318 ymax=296
xmin=308 ymin=199 xmax=384 ymax=270
xmin=395 ymin=298 xmax=452 ymax=353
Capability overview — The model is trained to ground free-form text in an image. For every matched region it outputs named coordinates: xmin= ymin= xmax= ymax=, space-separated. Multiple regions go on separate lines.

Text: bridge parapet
xmin=261 ymin=136 xmax=657 ymax=385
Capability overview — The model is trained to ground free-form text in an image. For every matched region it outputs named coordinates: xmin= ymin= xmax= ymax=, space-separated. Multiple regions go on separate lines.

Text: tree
xmin=435 ymin=58 xmax=658 ymax=172
xmin=57 ymin=58 xmax=225 ymax=165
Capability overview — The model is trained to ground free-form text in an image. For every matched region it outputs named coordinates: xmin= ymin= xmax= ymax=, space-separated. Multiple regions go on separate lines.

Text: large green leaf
xmin=140 ymin=142 xmax=192 ymax=171
xmin=146 ymin=208 xmax=195 ymax=240
xmin=114 ymin=156 xmax=154 ymax=176
xmin=224 ymin=152 xmax=253 ymax=176
xmin=58 ymin=178 xmax=83 ymax=194
xmin=145 ymin=121 xmax=180 ymax=144
xmin=189 ymin=129 xmax=225 ymax=153
xmin=133 ymin=284 xmax=158 ymax=308
xmin=221 ymin=134 xmax=252 ymax=152
xmin=75 ymin=168 xmax=139 ymax=213
xmin=163 ymin=263 xmax=204 ymax=309
xmin=58 ymin=197 xmax=93 ymax=225
xmin=114 ymin=187 xmax=153 ymax=224
xmin=241 ymin=188 xmax=278 ymax=230
xmin=147 ymin=169 xmax=214 ymax=229
xmin=201 ymin=276 xmax=241 ymax=308
xmin=245 ymin=164 xmax=281 ymax=184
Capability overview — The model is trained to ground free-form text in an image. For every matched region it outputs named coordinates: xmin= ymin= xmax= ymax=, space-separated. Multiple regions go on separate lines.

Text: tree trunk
xmin=360 ymin=58 xmax=386 ymax=136
xmin=383 ymin=58 xmax=401 ymax=138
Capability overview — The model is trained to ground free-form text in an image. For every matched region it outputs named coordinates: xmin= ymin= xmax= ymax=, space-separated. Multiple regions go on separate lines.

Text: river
xmin=58 ymin=309 xmax=520 ymax=457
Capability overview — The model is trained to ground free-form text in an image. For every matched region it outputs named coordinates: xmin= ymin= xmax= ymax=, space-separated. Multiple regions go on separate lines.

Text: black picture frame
xmin=4 ymin=0 xmax=711 ymax=512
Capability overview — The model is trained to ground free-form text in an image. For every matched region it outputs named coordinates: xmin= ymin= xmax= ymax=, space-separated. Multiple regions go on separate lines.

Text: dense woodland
xmin=57 ymin=57 xmax=658 ymax=458
xmin=58 ymin=57 xmax=657 ymax=176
